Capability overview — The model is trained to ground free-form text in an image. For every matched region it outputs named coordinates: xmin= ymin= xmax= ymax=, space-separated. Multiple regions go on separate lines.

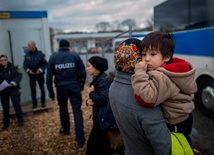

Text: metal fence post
xmin=102 ymin=38 xmax=105 ymax=57
xmin=129 ymin=26 xmax=132 ymax=37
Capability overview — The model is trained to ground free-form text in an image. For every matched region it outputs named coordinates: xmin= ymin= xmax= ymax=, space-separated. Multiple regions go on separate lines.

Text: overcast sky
xmin=0 ymin=0 xmax=167 ymax=32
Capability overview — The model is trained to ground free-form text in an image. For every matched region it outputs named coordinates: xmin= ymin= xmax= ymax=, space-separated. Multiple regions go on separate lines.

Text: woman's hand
xmin=9 ymin=84 xmax=13 ymax=87
xmin=86 ymin=98 xmax=94 ymax=106
xmin=87 ymin=85 xmax=95 ymax=94
xmin=86 ymin=85 xmax=95 ymax=106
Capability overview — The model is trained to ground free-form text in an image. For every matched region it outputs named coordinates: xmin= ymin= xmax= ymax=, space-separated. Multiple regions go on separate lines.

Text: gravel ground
xmin=0 ymin=87 xmax=92 ymax=155
xmin=0 ymin=84 xmax=214 ymax=155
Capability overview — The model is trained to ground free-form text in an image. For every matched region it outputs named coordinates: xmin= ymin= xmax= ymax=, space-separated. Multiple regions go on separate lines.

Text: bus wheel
xmin=195 ymin=78 xmax=214 ymax=119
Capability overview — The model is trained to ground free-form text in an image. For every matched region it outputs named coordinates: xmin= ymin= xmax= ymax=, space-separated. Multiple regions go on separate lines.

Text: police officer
xmin=0 ymin=55 xmax=24 ymax=129
xmin=23 ymin=41 xmax=47 ymax=110
xmin=46 ymin=39 xmax=86 ymax=147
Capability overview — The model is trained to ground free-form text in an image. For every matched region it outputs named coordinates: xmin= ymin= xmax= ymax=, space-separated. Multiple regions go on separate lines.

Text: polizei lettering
xmin=55 ymin=63 xmax=75 ymax=69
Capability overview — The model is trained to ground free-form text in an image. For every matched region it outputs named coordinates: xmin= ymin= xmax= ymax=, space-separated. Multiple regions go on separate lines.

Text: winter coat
xmin=0 ymin=62 xmax=22 ymax=89
xmin=23 ymin=49 xmax=47 ymax=75
xmin=46 ymin=48 xmax=86 ymax=88
xmin=132 ymin=58 xmax=197 ymax=124
xmin=109 ymin=70 xmax=171 ymax=155
xmin=89 ymin=72 xmax=110 ymax=121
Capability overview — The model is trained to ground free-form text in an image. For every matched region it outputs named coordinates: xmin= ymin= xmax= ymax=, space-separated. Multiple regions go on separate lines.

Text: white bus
xmin=153 ymin=0 xmax=214 ymax=119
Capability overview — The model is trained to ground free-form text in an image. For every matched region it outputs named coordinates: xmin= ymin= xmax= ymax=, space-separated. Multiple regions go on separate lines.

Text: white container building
xmin=0 ymin=11 xmax=51 ymax=109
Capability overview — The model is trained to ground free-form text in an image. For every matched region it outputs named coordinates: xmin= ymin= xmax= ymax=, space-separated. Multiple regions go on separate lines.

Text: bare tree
xmin=111 ymin=20 xmax=122 ymax=31
xmin=96 ymin=22 xmax=111 ymax=32
xmin=144 ymin=16 xmax=154 ymax=31
xmin=121 ymin=18 xmax=136 ymax=29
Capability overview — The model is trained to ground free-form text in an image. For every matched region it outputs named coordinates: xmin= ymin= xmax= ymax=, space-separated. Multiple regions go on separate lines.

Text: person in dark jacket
xmin=23 ymin=41 xmax=47 ymax=110
xmin=85 ymin=56 xmax=114 ymax=155
xmin=0 ymin=55 xmax=24 ymax=129
xmin=46 ymin=39 xmax=86 ymax=147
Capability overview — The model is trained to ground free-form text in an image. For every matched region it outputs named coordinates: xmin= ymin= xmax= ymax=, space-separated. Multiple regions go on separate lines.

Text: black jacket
xmin=46 ymin=47 xmax=86 ymax=89
xmin=89 ymin=72 xmax=110 ymax=118
xmin=23 ymin=49 xmax=47 ymax=75
xmin=0 ymin=62 xmax=22 ymax=89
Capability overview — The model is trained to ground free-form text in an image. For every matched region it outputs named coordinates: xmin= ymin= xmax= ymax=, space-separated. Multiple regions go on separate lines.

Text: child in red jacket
xmin=131 ymin=32 xmax=197 ymax=145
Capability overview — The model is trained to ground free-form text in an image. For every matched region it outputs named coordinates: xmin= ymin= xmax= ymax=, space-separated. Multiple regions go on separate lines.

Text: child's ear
xmin=164 ymin=54 xmax=171 ymax=63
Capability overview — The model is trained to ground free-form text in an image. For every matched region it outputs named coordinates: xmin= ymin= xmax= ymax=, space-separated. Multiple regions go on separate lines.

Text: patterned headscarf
xmin=114 ymin=38 xmax=142 ymax=74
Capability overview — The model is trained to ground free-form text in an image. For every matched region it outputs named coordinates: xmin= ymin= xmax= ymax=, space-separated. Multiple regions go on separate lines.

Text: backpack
xmin=96 ymin=101 xmax=118 ymax=130
xmin=171 ymin=132 xmax=194 ymax=155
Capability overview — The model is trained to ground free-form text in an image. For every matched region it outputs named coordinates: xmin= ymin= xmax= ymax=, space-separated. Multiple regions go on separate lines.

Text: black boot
xmin=59 ymin=128 xmax=70 ymax=135
xmin=2 ymin=124 xmax=9 ymax=130
xmin=18 ymin=121 xmax=24 ymax=127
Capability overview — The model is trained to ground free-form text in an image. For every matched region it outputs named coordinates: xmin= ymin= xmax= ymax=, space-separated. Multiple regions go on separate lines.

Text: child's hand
xmin=135 ymin=61 xmax=148 ymax=71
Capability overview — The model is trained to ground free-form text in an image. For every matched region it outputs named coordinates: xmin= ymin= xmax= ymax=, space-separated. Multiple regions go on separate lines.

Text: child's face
xmin=142 ymin=48 xmax=170 ymax=71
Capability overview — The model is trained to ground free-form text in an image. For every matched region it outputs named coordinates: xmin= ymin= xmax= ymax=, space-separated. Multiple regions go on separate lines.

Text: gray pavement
xmin=193 ymin=107 xmax=214 ymax=151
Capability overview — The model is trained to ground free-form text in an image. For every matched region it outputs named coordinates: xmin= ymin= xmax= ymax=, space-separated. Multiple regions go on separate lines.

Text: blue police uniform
xmin=46 ymin=40 xmax=86 ymax=146
xmin=0 ymin=62 xmax=24 ymax=128
xmin=23 ymin=49 xmax=47 ymax=108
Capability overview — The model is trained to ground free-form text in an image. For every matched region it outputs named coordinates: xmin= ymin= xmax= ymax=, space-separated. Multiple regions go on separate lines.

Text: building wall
xmin=0 ymin=11 xmax=51 ymax=109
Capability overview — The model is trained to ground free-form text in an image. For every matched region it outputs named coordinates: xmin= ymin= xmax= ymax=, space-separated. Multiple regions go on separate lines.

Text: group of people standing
xmin=83 ymin=32 xmax=197 ymax=154
xmin=0 ymin=31 xmax=198 ymax=155
xmin=0 ymin=41 xmax=47 ymax=130
xmin=0 ymin=40 xmax=87 ymax=149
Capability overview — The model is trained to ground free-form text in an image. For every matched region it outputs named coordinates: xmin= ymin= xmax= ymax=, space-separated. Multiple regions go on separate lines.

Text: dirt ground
xmin=0 ymin=84 xmax=214 ymax=155
xmin=0 ymin=86 xmax=92 ymax=155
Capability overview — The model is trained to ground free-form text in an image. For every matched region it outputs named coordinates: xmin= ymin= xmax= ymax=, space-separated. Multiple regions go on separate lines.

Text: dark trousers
xmin=56 ymin=84 xmax=85 ymax=144
xmin=29 ymin=75 xmax=45 ymax=107
xmin=167 ymin=113 xmax=193 ymax=144
xmin=0 ymin=87 xmax=24 ymax=125
xmin=85 ymin=123 xmax=112 ymax=155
